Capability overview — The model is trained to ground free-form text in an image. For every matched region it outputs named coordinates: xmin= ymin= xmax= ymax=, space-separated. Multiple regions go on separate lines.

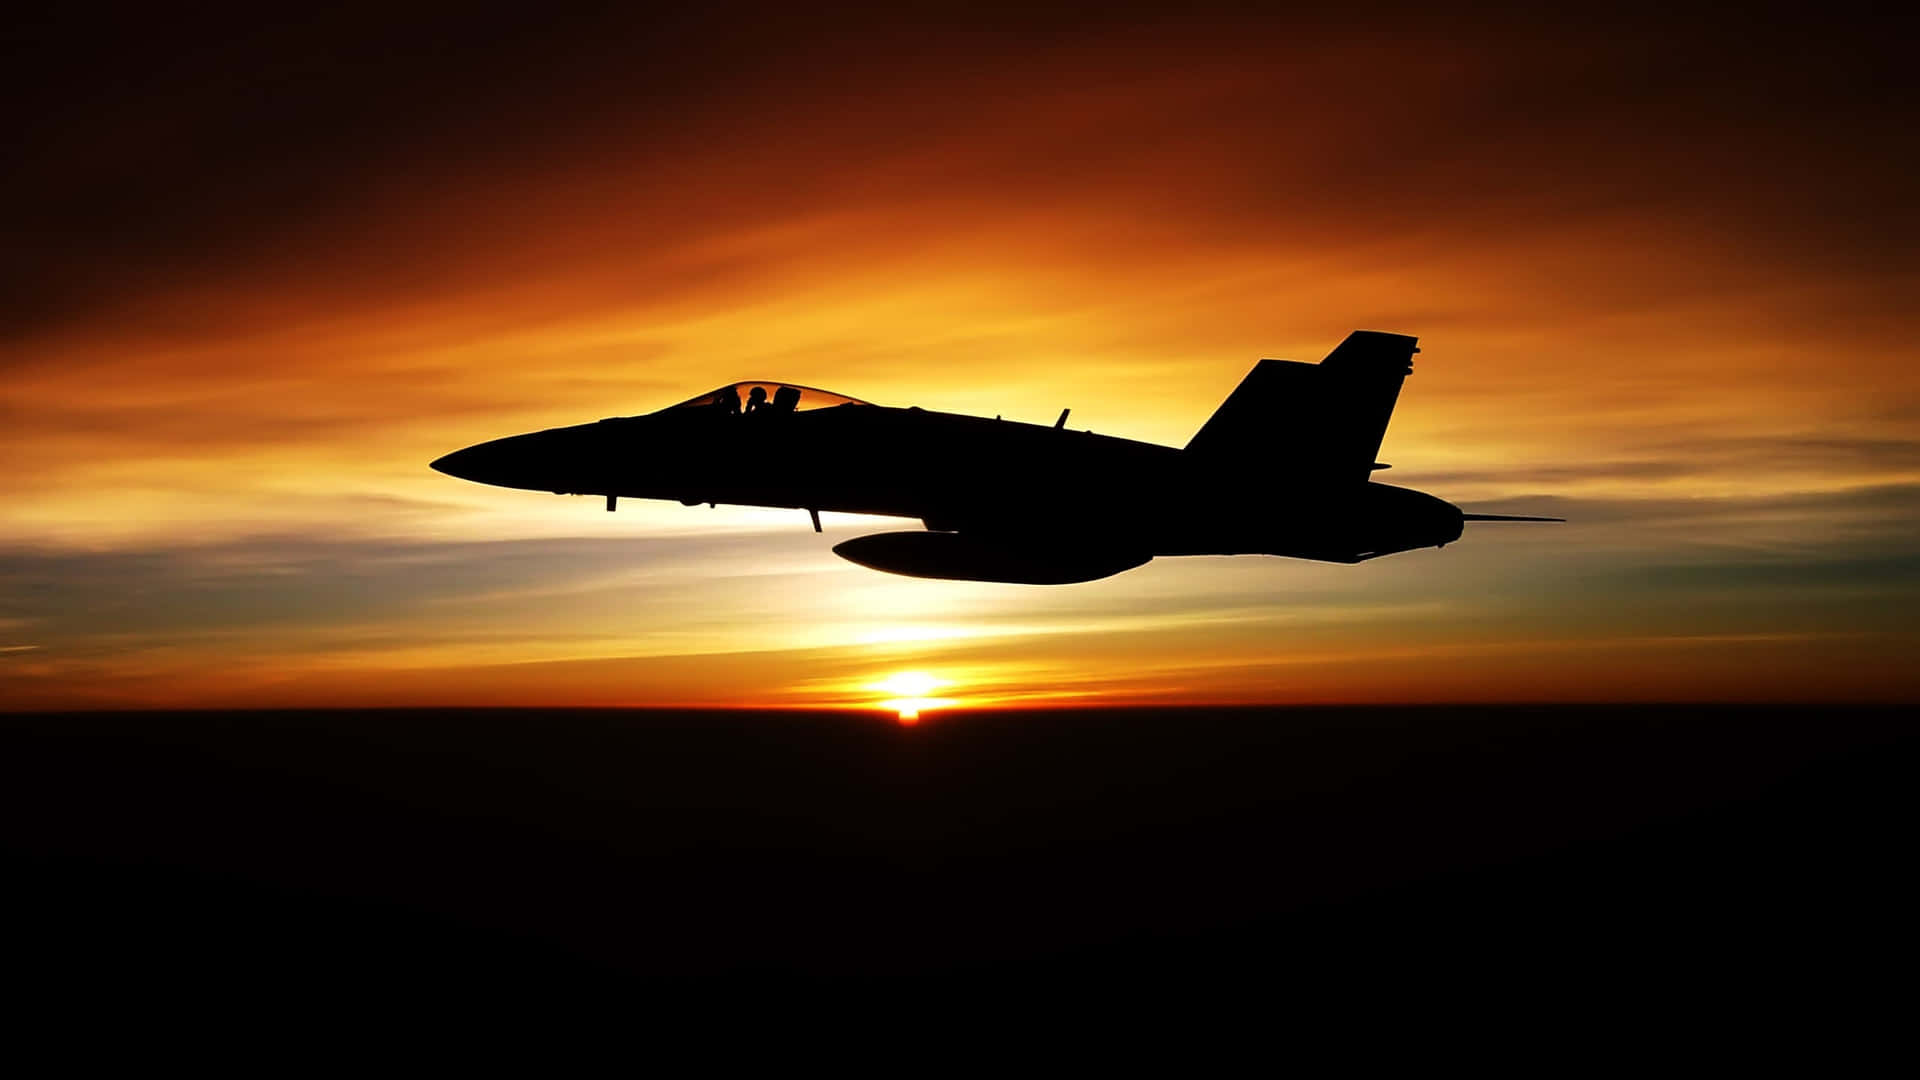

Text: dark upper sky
xmin=7 ymin=5 xmax=1910 ymax=344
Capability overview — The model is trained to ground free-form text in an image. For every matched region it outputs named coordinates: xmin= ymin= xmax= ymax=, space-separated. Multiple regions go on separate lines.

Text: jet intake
xmin=833 ymin=531 xmax=1150 ymax=585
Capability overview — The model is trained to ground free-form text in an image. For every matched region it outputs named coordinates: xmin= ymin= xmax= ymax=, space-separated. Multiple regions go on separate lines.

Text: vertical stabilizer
xmin=1185 ymin=330 xmax=1419 ymax=485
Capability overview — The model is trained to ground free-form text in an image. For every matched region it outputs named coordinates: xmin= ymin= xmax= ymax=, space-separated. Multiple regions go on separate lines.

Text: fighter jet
xmin=431 ymin=331 xmax=1560 ymax=584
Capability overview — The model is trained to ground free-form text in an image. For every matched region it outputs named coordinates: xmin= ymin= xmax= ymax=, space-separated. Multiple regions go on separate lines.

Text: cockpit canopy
xmin=655 ymin=382 xmax=873 ymax=416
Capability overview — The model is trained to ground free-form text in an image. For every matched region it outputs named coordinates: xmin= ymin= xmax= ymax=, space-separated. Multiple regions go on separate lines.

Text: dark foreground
xmin=2 ymin=705 xmax=1912 ymax=1002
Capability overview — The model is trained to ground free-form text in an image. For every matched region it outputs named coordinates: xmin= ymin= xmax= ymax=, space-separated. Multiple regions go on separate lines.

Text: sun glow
xmin=868 ymin=671 xmax=958 ymax=725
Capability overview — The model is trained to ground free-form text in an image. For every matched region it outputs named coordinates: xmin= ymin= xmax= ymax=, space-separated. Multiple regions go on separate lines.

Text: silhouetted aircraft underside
xmin=432 ymin=331 xmax=1560 ymax=583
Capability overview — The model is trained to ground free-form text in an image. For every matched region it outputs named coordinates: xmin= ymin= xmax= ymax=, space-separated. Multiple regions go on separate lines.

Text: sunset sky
xmin=4 ymin=5 xmax=1915 ymax=712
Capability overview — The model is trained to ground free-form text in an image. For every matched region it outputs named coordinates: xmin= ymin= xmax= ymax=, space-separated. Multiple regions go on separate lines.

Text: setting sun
xmin=868 ymin=671 xmax=958 ymax=725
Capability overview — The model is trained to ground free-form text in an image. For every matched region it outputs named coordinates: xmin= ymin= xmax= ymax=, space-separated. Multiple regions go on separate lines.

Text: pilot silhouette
xmin=745 ymin=386 xmax=769 ymax=413
xmin=716 ymin=385 xmax=742 ymax=416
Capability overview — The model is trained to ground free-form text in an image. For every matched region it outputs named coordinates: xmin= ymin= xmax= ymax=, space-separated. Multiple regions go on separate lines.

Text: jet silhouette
xmin=432 ymin=331 xmax=1560 ymax=583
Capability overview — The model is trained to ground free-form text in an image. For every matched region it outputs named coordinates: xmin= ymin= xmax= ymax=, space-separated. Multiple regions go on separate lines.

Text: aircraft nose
xmin=431 ymin=436 xmax=537 ymax=488
xmin=430 ymin=444 xmax=489 ymax=482
xmin=430 ymin=426 xmax=600 ymax=491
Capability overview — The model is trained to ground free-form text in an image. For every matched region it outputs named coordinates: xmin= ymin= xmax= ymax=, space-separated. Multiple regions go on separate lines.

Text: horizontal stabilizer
xmin=1461 ymin=514 xmax=1565 ymax=523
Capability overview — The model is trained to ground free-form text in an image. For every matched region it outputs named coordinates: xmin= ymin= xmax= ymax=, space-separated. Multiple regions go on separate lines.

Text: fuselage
xmin=431 ymin=399 xmax=1466 ymax=564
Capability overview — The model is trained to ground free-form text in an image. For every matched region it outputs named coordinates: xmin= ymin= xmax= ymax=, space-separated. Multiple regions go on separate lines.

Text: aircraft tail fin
xmin=1185 ymin=330 xmax=1419 ymax=485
